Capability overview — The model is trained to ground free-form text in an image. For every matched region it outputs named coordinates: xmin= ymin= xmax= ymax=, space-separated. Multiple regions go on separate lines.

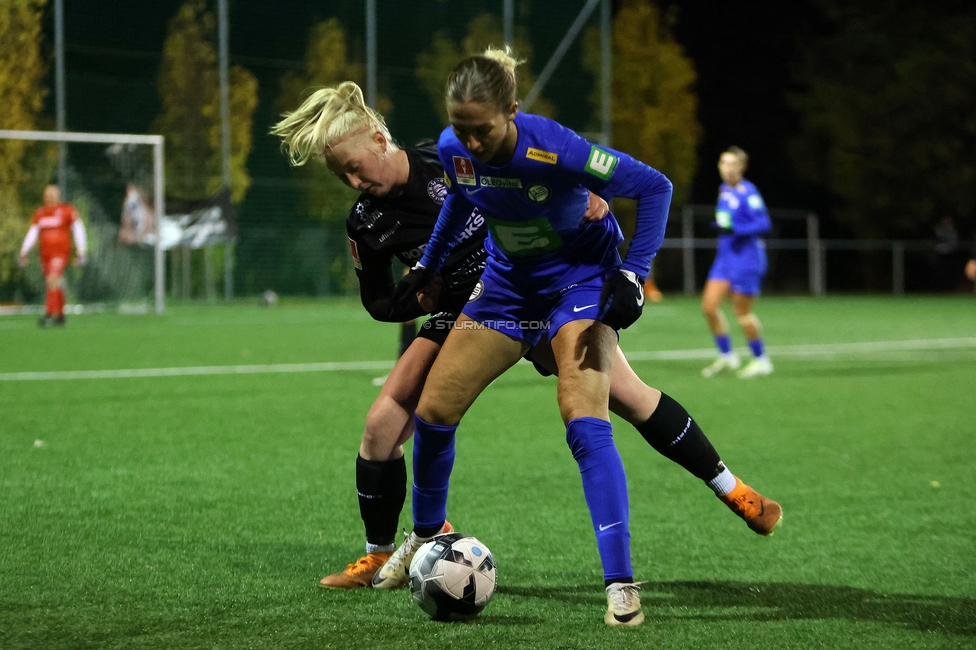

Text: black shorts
xmin=416 ymin=310 xmax=459 ymax=346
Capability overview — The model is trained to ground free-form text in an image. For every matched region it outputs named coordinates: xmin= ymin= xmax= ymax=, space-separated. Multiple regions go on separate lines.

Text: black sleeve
xmin=349 ymin=227 xmax=426 ymax=323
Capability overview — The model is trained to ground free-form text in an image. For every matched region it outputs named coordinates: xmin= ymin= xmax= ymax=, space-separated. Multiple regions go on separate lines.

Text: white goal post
xmin=0 ymin=129 xmax=165 ymax=314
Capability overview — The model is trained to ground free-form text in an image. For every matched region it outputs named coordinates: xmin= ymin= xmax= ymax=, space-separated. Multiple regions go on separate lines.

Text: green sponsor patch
xmin=584 ymin=145 xmax=618 ymax=180
xmin=487 ymin=215 xmax=563 ymax=256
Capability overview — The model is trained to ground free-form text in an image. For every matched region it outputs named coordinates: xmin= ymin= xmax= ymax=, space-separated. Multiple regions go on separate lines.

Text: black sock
xmin=636 ymin=393 xmax=724 ymax=481
xmin=356 ymin=454 xmax=407 ymax=547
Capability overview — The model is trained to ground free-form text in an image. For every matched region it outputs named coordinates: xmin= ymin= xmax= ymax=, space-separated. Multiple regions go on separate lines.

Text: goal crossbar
xmin=0 ymin=129 xmax=166 ymax=314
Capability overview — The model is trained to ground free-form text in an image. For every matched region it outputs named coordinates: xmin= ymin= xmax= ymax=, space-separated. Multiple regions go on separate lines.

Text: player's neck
xmin=487 ymin=122 xmax=519 ymax=166
xmin=392 ymin=149 xmax=410 ymax=189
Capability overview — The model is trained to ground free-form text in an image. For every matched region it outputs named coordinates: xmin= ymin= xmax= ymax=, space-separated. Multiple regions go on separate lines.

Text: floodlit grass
xmin=1 ymin=296 xmax=974 ymax=649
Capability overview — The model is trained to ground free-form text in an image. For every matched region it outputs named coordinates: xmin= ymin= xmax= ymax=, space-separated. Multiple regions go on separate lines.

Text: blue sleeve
xmin=733 ymin=190 xmax=771 ymax=237
xmin=419 ymin=192 xmax=473 ymax=272
xmin=558 ymin=137 xmax=672 ymax=279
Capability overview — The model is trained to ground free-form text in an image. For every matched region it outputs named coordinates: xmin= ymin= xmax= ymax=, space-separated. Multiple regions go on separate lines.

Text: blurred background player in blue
xmin=701 ymin=146 xmax=773 ymax=378
xmin=271 ymin=82 xmax=783 ymax=597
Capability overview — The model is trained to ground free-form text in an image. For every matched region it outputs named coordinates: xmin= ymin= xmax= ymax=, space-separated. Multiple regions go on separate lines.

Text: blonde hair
xmin=271 ymin=81 xmax=394 ymax=167
xmin=723 ymin=146 xmax=749 ymax=167
xmin=446 ymin=46 xmax=524 ymax=113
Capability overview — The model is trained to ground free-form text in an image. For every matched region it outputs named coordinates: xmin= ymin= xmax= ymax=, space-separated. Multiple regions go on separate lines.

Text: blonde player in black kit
xmin=271 ymin=81 xmax=782 ymax=593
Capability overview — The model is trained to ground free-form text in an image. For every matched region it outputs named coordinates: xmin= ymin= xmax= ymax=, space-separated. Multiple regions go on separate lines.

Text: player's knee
xmin=701 ymin=300 xmax=719 ymax=317
xmin=736 ymin=312 xmax=760 ymax=329
xmin=557 ymin=379 xmax=608 ymax=423
xmin=416 ymin=395 xmax=459 ymax=427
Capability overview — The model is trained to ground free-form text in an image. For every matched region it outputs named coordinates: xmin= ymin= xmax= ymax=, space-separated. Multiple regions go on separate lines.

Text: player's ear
xmin=506 ymin=101 xmax=518 ymax=122
xmin=373 ymin=130 xmax=388 ymax=153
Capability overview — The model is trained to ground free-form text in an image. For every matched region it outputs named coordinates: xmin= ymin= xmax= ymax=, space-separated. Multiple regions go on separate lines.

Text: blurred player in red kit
xmin=19 ymin=184 xmax=88 ymax=327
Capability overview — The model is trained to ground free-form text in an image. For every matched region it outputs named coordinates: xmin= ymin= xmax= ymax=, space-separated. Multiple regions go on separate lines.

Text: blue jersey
xmin=714 ymin=179 xmax=770 ymax=268
xmin=420 ymin=112 xmax=672 ymax=282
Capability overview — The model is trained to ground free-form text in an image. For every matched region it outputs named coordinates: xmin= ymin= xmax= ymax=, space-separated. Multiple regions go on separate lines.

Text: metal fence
xmin=656 ymin=205 xmax=957 ymax=297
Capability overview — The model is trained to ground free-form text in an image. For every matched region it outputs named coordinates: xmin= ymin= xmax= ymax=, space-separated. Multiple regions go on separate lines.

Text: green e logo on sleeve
xmin=584 ymin=145 xmax=618 ymax=180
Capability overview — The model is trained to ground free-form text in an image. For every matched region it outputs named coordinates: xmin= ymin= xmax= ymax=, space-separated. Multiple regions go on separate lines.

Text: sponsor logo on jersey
xmin=479 ymin=176 xmax=522 ymax=189
xmin=526 ymin=147 xmax=558 ymax=164
xmin=443 ymin=173 xmax=452 ymax=188
xmin=348 ymin=237 xmax=362 ymax=270
xmin=401 ymin=244 xmax=427 ymax=261
xmin=747 ymin=194 xmax=765 ymax=209
xmin=525 ymin=184 xmax=551 ymax=203
xmin=38 ymin=216 xmax=65 ymax=229
xmin=584 ymin=145 xmax=618 ymax=180
xmin=452 ymin=209 xmax=485 ymax=247
xmin=377 ymin=222 xmax=400 ymax=243
xmin=715 ymin=209 xmax=732 ymax=229
xmin=453 ymin=156 xmax=476 ymax=186
xmin=487 ymin=216 xmax=563 ymax=256
xmin=427 ymin=178 xmax=448 ymax=204
xmin=468 ymin=280 xmax=485 ymax=302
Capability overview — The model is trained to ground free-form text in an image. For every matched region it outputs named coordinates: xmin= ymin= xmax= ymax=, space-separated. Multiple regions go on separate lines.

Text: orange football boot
xmin=319 ymin=551 xmax=393 ymax=589
xmin=719 ymin=477 xmax=783 ymax=536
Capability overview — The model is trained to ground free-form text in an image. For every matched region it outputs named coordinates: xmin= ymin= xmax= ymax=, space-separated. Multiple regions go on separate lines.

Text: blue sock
xmin=565 ymin=417 xmax=632 ymax=582
xmin=748 ymin=338 xmax=765 ymax=358
xmin=714 ymin=334 xmax=732 ymax=355
xmin=412 ymin=415 xmax=457 ymax=536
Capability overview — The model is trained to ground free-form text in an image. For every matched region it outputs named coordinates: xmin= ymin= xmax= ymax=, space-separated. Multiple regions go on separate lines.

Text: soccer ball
xmin=408 ymin=532 xmax=496 ymax=621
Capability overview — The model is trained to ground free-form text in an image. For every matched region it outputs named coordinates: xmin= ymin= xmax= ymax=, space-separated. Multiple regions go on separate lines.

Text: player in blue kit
xmin=373 ymin=48 xmax=781 ymax=626
xmin=701 ymin=146 xmax=774 ymax=378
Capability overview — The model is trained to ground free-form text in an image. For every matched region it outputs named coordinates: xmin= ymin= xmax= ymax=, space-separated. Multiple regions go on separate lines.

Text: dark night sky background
xmin=51 ymin=0 xmax=824 ymax=220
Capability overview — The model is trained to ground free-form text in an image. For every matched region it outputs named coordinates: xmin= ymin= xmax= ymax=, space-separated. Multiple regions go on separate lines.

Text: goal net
xmin=0 ymin=130 xmax=165 ymax=314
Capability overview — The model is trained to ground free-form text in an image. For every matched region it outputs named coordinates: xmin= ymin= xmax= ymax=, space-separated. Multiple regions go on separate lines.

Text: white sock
xmin=707 ymin=467 xmax=738 ymax=496
xmin=366 ymin=542 xmax=395 ymax=554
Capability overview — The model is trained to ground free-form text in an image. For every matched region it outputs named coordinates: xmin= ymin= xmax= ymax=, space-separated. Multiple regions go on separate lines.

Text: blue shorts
xmin=708 ymin=256 xmax=766 ymax=296
xmin=462 ymin=260 xmax=615 ymax=347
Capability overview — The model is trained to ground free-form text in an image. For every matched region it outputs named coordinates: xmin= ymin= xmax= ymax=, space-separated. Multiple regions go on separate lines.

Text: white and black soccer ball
xmin=408 ymin=532 xmax=496 ymax=621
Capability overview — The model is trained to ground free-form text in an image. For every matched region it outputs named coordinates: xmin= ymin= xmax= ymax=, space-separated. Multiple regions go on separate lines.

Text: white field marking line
xmin=622 ymin=336 xmax=976 ymax=362
xmin=2 ymin=337 xmax=975 ymax=382
xmin=0 ymin=360 xmax=394 ymax=382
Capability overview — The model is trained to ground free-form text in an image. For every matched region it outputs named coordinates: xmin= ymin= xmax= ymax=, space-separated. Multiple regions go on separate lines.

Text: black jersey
xmin=346 ymin=142 xmax=487 ymax=322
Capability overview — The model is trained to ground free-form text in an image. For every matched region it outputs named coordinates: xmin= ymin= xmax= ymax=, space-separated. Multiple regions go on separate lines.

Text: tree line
xmin=1 ymin=0 xmax=974 ymax=286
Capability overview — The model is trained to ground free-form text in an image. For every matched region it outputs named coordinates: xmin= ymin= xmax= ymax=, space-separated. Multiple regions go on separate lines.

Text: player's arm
xmin=730 ymin=189 xmax=771 ymax=237
xmin=391 ymin=175 xmax=476 ymax=312
xmin=348 ymin=228 xmax=426 ymax=323
xmin=558 ymin=133 xmax=672 ymax=329
xmin=70 ymin=210 xmax=88 ymax=265
xmin=561 ymin=137 xmax=672 ymax=280
xmin=18 ymin=224 xmax=39 ymax=267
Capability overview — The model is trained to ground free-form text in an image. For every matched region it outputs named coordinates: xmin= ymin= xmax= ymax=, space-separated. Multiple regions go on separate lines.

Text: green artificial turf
xmin=1 ymin=296 xmax=974 ymax=649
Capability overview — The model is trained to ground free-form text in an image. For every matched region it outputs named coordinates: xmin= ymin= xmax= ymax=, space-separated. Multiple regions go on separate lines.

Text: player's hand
xmin=583 ymin=192 xmax=609 ymax=222
xmin=417 ymin=276 xmax=443 ymax=313
xmin=600 ymin=270 xmax=644 ymax=330
xmin=76 ymin=253 xmax=88 ymax=266
xmin=18 ymin=254 xmax=28 ymax=268
xmin=965 ymin=259 xmax=976 ymax=281
xmin=389 ymin=264 xmax=435 ymax=318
